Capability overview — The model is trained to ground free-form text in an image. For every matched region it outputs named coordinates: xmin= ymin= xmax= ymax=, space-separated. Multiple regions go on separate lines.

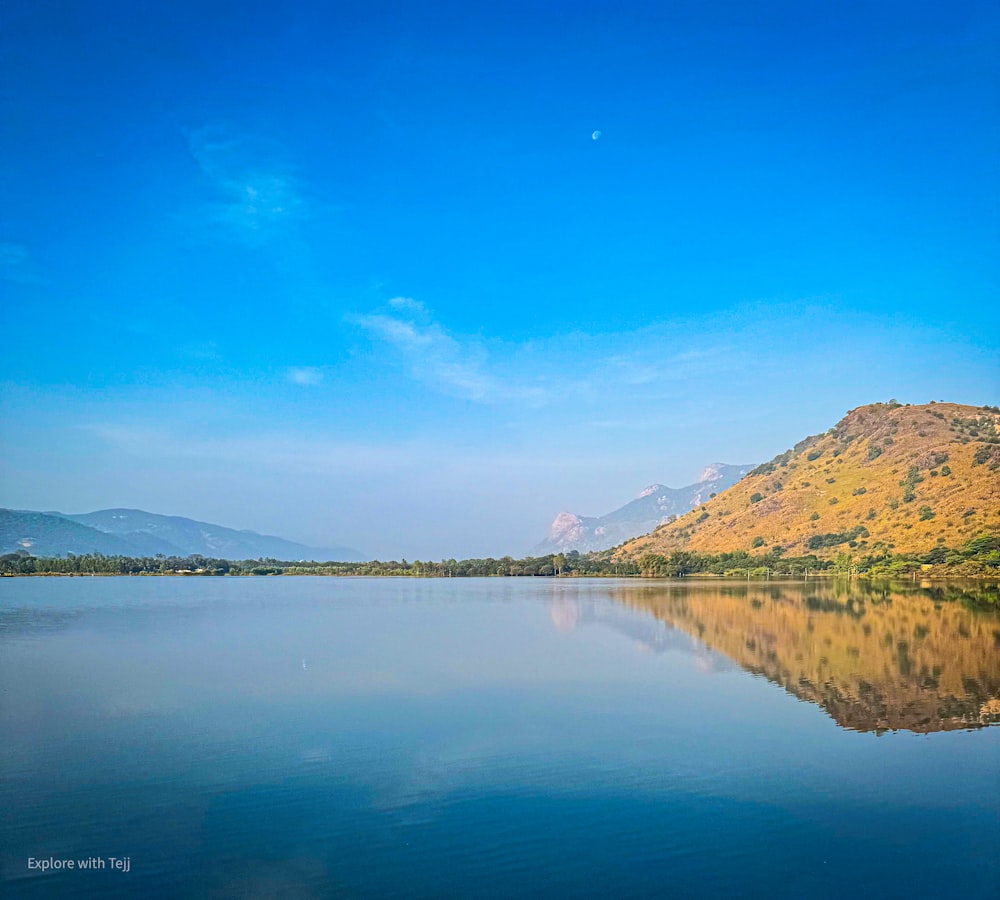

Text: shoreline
xmin=3 ymin=571 xmax=997 ymax=581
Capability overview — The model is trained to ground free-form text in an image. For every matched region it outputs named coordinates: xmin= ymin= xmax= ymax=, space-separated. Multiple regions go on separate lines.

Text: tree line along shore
xmin=2 ymin=532 xmax=997 ymax=579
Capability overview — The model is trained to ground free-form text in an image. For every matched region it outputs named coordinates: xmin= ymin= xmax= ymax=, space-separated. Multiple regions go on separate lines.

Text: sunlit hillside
xmin=620 ymin=402 xmax=1000 ymax=560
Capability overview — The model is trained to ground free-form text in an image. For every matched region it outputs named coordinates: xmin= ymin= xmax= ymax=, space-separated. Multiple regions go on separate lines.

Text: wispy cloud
xmin=0 ymin=242 xmax=42 ymax=284
xmin=596 ymin=341 xmax=740 ymax=387
xmin=286 ymin=366 xmax=324 ymax=387
xmin=388 ymin=296 xmax=426 ymax=313
xmin=187 ymin=127 xmax=309 ymax=242
xmin=349 ymin=300 xmax=750 ymax=408
xmin=350 ymin=305 xmax=552 ymax=405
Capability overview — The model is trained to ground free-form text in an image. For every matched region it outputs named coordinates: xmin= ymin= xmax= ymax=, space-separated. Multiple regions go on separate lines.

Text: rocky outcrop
xmin=534 ymin=463 xmax=754 ymax=554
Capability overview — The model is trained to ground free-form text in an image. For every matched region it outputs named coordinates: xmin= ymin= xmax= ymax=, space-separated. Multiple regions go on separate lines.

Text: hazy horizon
xmin=2 ymin=2 xmax=998 ymax=559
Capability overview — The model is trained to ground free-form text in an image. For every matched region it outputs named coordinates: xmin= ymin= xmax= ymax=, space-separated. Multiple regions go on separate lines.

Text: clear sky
xmin=1 ymin=1 xmax=998 ymax=559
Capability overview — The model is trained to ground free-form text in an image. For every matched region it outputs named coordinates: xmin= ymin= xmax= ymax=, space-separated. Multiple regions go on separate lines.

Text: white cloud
xmin=354 ymin=314 xmax=437 ymax=349
xmin=286 ymin=366 xmax=324 ymax=386
xmin=350 ymin=299 xmax=751 ymax=410
xmin=351 ymin=307 xmax=551 ymax=405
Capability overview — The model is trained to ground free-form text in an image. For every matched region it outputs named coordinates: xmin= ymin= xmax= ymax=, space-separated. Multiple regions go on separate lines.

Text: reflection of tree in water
xmin=607 ymin=581 xmax=1000 ymax=734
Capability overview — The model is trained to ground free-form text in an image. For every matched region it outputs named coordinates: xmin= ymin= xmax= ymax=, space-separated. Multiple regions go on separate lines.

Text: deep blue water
xmin=1 ymin=577 xmax=998 ymax=898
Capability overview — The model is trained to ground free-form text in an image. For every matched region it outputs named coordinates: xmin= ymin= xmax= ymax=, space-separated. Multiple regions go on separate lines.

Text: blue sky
xmin=1 ymin=1 xmax=997 ymax=559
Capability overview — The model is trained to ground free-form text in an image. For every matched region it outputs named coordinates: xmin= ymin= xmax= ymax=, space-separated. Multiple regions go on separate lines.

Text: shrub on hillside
xmin=807 ymin=526 xmax=870 ymax=550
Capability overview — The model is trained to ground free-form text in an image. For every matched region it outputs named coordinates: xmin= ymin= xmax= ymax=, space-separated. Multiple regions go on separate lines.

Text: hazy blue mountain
xmin=534 ymin=463 xmax=755 ymax=555
xmin=1 ymin=510 xmax=140 ymax=557
xmin=1 ymin=508 xmax=365 ymax=561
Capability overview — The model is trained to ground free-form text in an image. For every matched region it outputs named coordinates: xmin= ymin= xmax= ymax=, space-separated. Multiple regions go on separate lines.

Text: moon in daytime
xmin=592 ymin=130 xmax=601 ymax=140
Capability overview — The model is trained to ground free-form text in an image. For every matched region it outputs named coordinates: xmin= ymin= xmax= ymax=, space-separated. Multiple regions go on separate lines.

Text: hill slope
xmin=1 ymin=508 xmax=365 ymax=561
xmin=534 ymin=463 xmax=754 ymax=554
xmin=619 ymin=402 xmax=1000 ymax=560
xmin=0 ymin=510 xmax=141 ymax=557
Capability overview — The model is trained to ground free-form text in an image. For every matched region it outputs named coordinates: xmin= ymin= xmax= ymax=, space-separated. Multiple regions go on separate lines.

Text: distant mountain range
xmin=620 ymin=401 xmax=1000 ymax=560
xmin=534 ymin=463 xmax=755 ymax=554
xmin=0 ymin=508 xmax=365 ymax=561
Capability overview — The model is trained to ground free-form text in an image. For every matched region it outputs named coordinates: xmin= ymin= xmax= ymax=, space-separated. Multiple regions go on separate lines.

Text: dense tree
xmin=3 ymin=533 xmax=998 ymax=579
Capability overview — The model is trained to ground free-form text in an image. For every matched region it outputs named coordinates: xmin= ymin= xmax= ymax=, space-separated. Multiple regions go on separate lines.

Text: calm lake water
xmin=2 ymin=577 xmax=998 ymax=898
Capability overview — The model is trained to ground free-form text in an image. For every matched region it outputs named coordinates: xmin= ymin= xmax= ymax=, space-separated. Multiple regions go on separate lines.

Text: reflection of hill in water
xmin=549 ymin=591 xmax=734 ymax=672
xmin=610 ymin=581 xmax=1000 ymax=734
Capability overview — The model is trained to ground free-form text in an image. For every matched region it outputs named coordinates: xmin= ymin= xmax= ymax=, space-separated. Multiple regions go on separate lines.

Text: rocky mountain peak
xmin=534 ymin=464 xmax=755 ymax=555
xmin=547 ymin=512 xmax=586 ymax=542
xmin=699 ymin=463 xmax=729 ymax=483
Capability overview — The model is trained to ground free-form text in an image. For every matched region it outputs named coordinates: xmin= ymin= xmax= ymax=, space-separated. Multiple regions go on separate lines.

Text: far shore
xmin=3 ymin=571 xmax=997 ymax=582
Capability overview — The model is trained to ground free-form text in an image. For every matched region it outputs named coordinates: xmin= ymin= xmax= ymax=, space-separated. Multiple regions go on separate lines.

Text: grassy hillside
xmin=620 ymin=401 xmax=1000 ymax=561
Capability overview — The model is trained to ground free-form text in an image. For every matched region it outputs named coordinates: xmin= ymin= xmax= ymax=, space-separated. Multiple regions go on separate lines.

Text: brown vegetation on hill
xmin=620 ymin=401 xmax=1000 ymax=560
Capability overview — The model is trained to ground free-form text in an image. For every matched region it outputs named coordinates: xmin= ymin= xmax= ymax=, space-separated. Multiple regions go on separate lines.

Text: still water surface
xmin=2 ymin=577 xmax=998 ymax=898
